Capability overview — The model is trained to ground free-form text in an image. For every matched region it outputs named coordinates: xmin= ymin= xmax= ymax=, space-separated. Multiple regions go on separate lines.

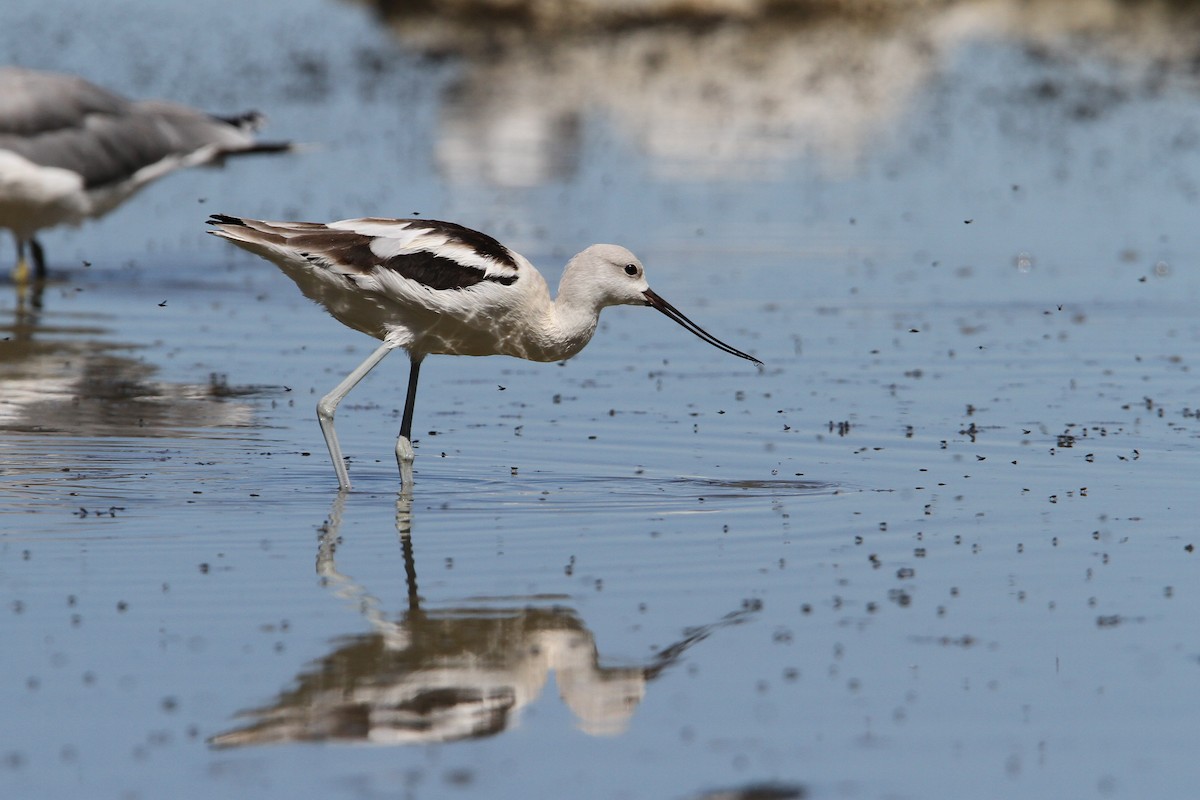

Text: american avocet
xmin=0 ymin=67 xmax=291 ymax=283
xmin=207 ymin=214 xmax=761 ymax=490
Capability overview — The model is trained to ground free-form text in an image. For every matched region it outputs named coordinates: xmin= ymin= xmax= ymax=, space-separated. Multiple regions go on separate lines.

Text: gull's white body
xmin=208 ymin=214 xmax=760 ymax=490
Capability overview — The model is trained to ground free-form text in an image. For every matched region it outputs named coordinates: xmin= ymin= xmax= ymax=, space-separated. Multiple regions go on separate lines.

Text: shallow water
xmin=4 ymin=1 xmax=1200 ymax=798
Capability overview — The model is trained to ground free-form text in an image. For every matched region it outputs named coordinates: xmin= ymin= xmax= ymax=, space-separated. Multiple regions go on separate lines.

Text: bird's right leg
xmin=30 ymin=238 xmax=46 ymax=280
xmin=396 ymin=358 xmax=421 ymax=464
xmin=317 ymin=341 xmax=394 ymax=491
xmin=395 ymin=357 xmax=422 ymax=493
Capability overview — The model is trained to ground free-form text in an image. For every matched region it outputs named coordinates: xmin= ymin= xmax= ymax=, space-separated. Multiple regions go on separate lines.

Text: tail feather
xmin=208 ymin=111 xmax=293 ymax=156
xmin=244 ymin=140 xmax=292 ymax=153
xmin=214 ymin=110 xmax=266 ymax=131
xmin=225 ymin=140 xmax=293 ymax=156
xmin=207 ymin=215 xmax=291 ymax=250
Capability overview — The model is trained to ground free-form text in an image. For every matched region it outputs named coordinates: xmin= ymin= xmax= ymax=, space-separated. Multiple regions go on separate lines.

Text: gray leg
xmin=317 ymin=341 xmax=394 ymax=491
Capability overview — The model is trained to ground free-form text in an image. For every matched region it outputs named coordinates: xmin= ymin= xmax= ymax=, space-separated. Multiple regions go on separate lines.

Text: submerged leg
xmin=317 ymin=341 xmax=394 ymax=491
xmin=395 ymin=357 xmax=422 ymax=473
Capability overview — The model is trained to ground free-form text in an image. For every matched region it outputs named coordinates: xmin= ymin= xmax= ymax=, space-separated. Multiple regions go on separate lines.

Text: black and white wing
xmin=208 ymin=215 xmax=522 ymax=290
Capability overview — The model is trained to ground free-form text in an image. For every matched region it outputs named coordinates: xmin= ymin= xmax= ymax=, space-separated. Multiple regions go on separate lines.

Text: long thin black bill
xmin=643 ymin=288 xmax=762 ymax=366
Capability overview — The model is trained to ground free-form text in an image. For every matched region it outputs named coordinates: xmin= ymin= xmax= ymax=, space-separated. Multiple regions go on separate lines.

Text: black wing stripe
xmin=359 ymin=218 xmax=519 ymax=271
xmin=384 ymin=252 xmax=517 ymax=290
xmin=291 ymin=229 xmax=518 ymax=290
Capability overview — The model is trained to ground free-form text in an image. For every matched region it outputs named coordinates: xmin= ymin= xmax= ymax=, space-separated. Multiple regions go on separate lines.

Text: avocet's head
xmin=572 ymin=244 xmax=762 ymax=366
xmin=568 ymin=244 xmax=651 ymax=306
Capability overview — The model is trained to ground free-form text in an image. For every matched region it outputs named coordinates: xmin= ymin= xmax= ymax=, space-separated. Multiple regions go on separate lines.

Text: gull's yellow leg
xmin=13 ymin=236 xmax=35 ymax=285
xmin=13 ymin=254 xmax=30 ymax=285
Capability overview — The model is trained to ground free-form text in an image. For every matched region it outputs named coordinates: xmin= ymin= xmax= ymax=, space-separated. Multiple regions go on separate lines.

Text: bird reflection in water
xmin=210 ymin=493 xmax=759 ymax=746
xmin=0 ymin=301 xmax=263 ymax=436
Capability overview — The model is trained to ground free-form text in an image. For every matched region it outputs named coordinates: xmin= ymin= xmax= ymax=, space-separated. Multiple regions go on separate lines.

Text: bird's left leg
xmin=318 ymin=341 xmax=394 ymax=491
xmin=13 ymin=238 xmax=30 ymax=285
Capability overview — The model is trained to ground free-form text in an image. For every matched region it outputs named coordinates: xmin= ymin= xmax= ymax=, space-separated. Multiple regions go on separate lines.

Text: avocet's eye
xmin=624 ymin=263 xmax=639 ymax=276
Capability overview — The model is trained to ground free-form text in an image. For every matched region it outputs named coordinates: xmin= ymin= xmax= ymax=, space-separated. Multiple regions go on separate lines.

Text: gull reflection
xmin=210 ymin=493 xmax=759 ymax=746
xmin=0 ymin=302 xmax=259 ymax=435
xmin=359 ymin=0 xmax=1200 ymax=184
